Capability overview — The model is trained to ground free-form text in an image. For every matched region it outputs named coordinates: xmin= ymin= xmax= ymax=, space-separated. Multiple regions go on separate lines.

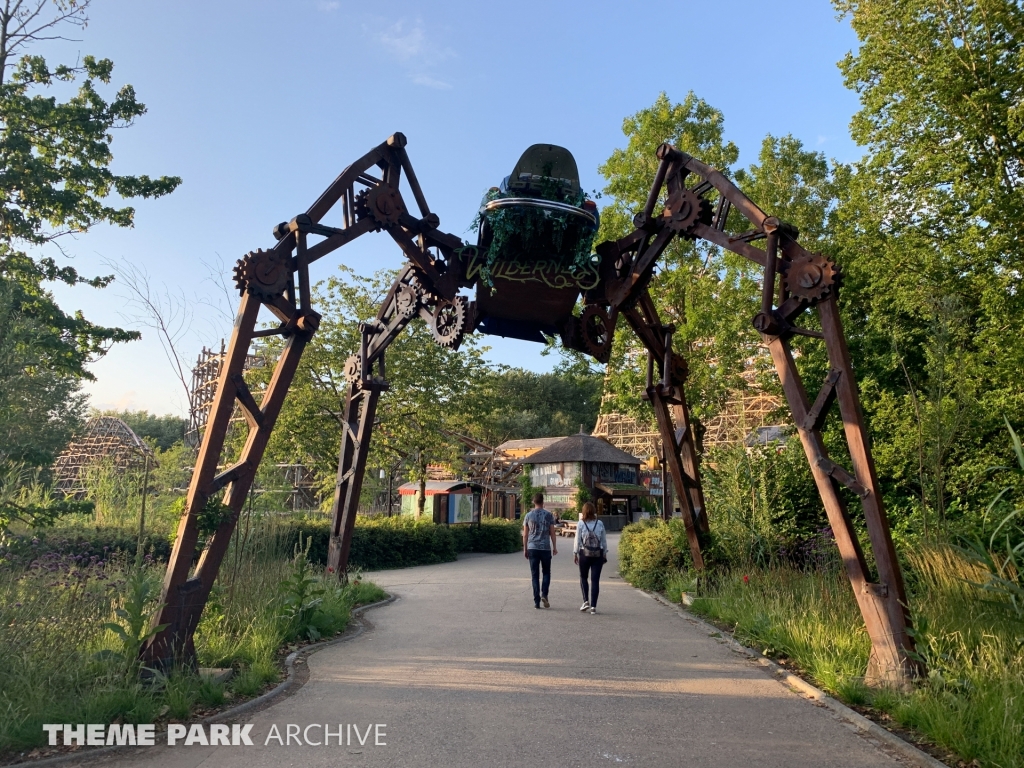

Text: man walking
xmin=523 ymin=493 xmax=557 ymax=608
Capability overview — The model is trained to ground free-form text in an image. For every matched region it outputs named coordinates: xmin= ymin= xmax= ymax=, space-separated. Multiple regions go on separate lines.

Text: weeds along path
xmin=89 ymin=535 xmax=910 ymax=768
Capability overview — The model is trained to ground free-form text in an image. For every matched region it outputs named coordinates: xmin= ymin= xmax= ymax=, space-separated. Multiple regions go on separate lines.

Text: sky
xmin=39 ymin=0 xmax=865 ymax=417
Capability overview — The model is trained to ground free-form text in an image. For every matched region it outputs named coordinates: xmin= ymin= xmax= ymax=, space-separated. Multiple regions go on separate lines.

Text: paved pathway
xmin=91 ymin=535 xmax=910 ymax=768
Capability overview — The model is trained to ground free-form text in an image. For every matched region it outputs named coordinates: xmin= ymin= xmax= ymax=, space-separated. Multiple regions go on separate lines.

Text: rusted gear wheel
xmin=343 ymin=354 xmax=362 ymax=387
xmin=580 ymin=305 xmax=614 ymax=361
xmin=364 ymin=185 xmax=405 ymax=228
xmin=232 ymin=249 xmax=290 ymax=301
xmin=665 ymin=187 xmax=713 ymax=236
xmin=395 ymin=282 xmax=421 ymax=319
xmin=784 ymin=252 xmax=839 ymax=302
xmin=431 ymin=296 xmax=467 ymax=348
xmin=353 ymin=190 xmax=372 ymax=224
xmin=668 ymin=354 xmax=689 ymax=386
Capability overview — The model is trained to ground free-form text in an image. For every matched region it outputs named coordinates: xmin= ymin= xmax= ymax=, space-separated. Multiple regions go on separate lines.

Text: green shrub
xmin=278 ymin=516 xmax=457 ymax=571
xmin=1 ymin=525 xmax=173 ymax=566
xmin=618 ymin=519 xmax=687 ymax=591
xmin=450 ymin=518 xmax=521 ymax=553
xmin=279 ymin=515 xmax=522 ymax=570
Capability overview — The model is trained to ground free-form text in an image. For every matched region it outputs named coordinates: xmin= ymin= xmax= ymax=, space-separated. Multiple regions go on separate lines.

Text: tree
xmin=0 ymin=280 xmax=85 ymax=465
xmin=472 ymin=357 xmax=604 ymax=444
xmin=101 ymin=410 xmax=187 ymax=452
xmin=831 ymin=0 xmax=1024 ymax=534
xmin=596 ymin=92 xmax=755 ymax=430
xmin=0 ymin=1 xmax=180 ymax=464
xmin=263 ymin=267 xmax=493 ymax=516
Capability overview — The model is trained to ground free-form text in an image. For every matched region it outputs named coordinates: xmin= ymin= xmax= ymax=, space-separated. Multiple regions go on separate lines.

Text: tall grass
xmin=677 ymin=545 xmax=1024 ymax=768
xmin=0 ymin=519 xmax=385 ymax=755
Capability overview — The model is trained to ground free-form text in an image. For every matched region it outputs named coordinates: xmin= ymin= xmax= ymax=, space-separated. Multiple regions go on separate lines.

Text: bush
xmin=1 ymin=525 xmax=173 ymax=566
xmin=8 ymin=515 xmax=523 ymax=573
xmin=450 ymin=518 xmax=522 ymax=553
xmin=279 ymin=516 xmax=457 ymax=571
xmin=618 ymin=519 xmax=688 ymax=591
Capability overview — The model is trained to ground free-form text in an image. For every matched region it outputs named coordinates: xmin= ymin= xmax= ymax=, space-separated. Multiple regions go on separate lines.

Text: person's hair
xmin=581 ymin=501 xmax=597 ymax=521
xmin=532 ymin=492 xmax=544 ymax=507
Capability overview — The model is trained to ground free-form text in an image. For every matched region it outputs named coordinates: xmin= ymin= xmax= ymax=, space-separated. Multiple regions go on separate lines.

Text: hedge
xmin=281 ymin=516 xmax=522 ymax=571
xmin=3 ymin=516 xmax=523 ymax=573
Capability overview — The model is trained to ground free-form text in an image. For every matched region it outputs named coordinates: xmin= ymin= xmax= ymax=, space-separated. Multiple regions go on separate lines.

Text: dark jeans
xmin=578 ymin=554 xmax=604 ymax=607
xmin=528 ymin=549 xmax=552 ymax=605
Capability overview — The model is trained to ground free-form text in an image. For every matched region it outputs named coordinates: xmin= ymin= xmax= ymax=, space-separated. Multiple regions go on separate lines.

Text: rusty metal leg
xmin=188 ymin=329 xmax=310 ymax=601
xmin=817 ymin=297 xmax=916 ymax=684
xmin=142 ymin=294 xmax=315 ymax=669
xmin=766 ymin=317 xmax=917 ymax=685
xmin=648 ymin=384 xmax=704 ymax=569
xmin=671 ymin=401 xmax=709 ymax=534
xmin=326 ymin=379 xmax=385 ymax=577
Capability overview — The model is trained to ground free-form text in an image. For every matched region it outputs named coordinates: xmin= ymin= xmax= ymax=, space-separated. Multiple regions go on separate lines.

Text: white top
xmin=573 ymin=518 xmax=607 ymax=556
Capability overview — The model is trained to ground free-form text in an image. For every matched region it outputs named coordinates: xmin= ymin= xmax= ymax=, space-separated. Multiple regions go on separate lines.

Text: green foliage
xmin=597 ymin=92 xmax=754 ymax=425
xmin=100 ymin=411 xmax=187 ymax=451
xmin=0 ymin=13 xmax=179 ymax=471
xmin=278 ymin=534 xmax=325 ymax=641
xmin=519 ymin=465 xmax=541 ymax=516
xmin=0 ymin=526 xmax=386 ymax=753
xmin=473 ymin=359 xmax=604 ymax=443
xmin=169 ymin=496 xmax=234 ymax=538
xmin=275 ymin=515 xmax=522 ymax=570
xmin=100 ymin=567 xmax=167 ymax=670
xmin=260 ymin=266 xmax=492 ymax=499
xmin=0 ymin=525 xmax=173 ymax=566
xmin=449 ymin=518 xmax=522 ymax=553
xmin=477 ymin=184 xmax=595 ymax=288
xmin=0 ymin=52 xmax=179 ymax=379
xmin=702 ymin=440 xmax=822 ymax=566
xmin=688 ymin=548 xmax=1024 ymax=768
xmin=957 ymin=420 xmax=1024 ymax=619
xmin=573 ymin=475 xmax=591 ymax=514
xmin=0 ymin=281 xmax=87 ymax=466
xmin=618 ymin=519 xmax=688 ymax=591
xmin=278 ymin=515 xmax=455 ymax=571
xmin=0 ymin=459 xmax=93 ymax=535
xmin=827 ymin=0 xmax=1024 ymax=535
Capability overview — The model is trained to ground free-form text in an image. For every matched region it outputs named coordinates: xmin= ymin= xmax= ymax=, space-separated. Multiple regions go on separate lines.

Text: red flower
xmin=742 ymin=575 xmax=749 ymax=584
xmin=327 ymin=566 xmax=334 ymax=573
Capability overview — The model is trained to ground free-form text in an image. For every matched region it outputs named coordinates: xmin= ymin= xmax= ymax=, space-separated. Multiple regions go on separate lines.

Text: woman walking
xmin=574 ymin=501 xmax=607 ymax=615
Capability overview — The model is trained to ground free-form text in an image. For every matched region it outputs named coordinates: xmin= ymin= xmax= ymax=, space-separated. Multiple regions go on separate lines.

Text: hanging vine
xmin=472 ymin=181 xmax=597 ymax=289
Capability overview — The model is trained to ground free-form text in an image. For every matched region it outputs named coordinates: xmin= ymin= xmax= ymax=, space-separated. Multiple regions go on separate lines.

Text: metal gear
xmin=395 ymin=282 xmax=421 ymax=319
xmin=353 ymin=185 xmax=405 ymax=229
xmin=784 ymin=252 xmax=839 ymax=302
xmin=580 ymin=305 xmax=614 ymax=361
xmin=343 ymin=354 xmax=362 ymax=387
xmin=232 ymin=249 xmax=290 ymax=301
xmin=431 ymin=296 xmax=467 ymax=348
xmin=664 ymin=187 xmax=713 ymax=236
xmin=668 ymin=353 xmax=689 ymax=386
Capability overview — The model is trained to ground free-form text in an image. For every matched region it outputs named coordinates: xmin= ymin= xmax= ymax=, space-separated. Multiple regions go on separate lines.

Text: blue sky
xmin=42 ymin=0 xmax=864 ymax=416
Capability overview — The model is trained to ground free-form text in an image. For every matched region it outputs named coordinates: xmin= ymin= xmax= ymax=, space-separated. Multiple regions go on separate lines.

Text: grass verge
xmin=663 ymin=547 xmax=1023 ymax=768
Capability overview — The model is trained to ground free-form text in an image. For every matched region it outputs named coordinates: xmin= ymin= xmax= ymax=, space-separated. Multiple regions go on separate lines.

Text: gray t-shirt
xmin=524 ymin=508 xmax=556 ymax=550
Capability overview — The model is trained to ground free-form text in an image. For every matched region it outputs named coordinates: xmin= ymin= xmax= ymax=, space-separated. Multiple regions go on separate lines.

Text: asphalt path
xmin=87 ymin=533 xmax=911 ymax=768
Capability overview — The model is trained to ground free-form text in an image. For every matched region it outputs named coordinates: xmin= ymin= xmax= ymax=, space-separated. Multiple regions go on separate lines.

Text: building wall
xmin=529 ymin=461 xmax=580 ymax=511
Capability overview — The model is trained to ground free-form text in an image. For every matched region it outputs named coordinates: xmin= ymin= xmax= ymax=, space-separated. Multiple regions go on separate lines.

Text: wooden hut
xmin=525 ymin=432 xmax=647 ymax=531
xmin=397 ymin=481 xmax=481 ymax=524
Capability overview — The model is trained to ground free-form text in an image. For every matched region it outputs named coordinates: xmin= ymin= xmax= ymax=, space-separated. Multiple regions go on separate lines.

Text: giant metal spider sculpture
xmin=142 ymin=134 xmax=919 ymax=686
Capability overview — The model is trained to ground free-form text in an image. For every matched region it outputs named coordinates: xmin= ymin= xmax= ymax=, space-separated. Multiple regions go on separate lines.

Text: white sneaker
xmin=579 ymin=602 xmax=589 ymax=612
xmin=590 ymin=607 xmax=597 ymax=614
